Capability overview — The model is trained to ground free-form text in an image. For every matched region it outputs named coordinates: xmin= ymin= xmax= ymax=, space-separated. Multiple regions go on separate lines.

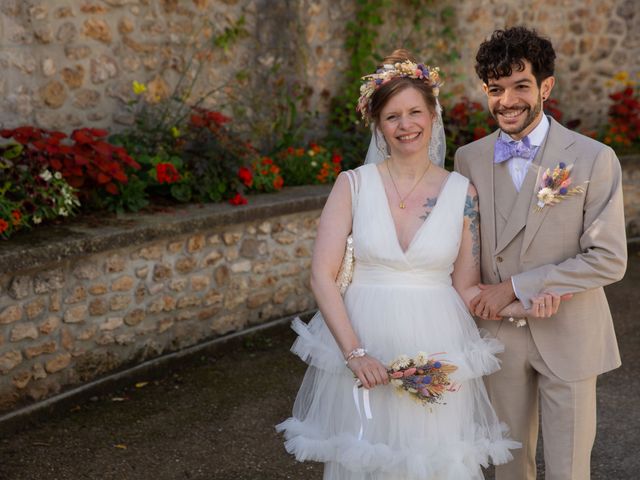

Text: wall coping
xmin=0 ymin=185 xmax=331 ymax=275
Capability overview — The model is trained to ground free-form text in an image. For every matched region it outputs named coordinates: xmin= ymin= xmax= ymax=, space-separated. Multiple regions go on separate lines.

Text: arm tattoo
xmin=419 ymin=197 xmax=438 ymax=221
xmin=464 ymin=194 xmax=480 ymax=267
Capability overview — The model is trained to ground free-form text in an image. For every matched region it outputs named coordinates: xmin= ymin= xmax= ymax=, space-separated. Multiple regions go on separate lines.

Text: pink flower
xmin=390 ymin=371 xmax=404 ymax=379
xmin=403 ymin=367 xmax=417 ymax=377
xmin=560 ymin=179 xmax=572 ymax=188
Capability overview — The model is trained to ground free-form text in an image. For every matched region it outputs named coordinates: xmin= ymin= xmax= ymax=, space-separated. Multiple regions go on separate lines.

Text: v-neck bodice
xmin=351 ymin=164 xmax=469 ymax=286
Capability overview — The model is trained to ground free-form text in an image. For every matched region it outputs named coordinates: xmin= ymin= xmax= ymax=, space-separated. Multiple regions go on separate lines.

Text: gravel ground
xmin=0 ymin=251 xmax=638 ymax=480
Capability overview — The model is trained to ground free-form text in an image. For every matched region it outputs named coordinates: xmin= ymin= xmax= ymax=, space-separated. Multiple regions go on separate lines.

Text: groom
xmin=454 ymin=27 xmax=627 ymax=479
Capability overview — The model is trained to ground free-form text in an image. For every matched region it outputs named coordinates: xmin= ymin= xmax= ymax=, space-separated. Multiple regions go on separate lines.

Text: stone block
xmin=124 ymin=308 xmax=145 ymax=326
xmin=153 ymin=263 xmax=172 ymax=281
xmin=49 ymin=292 xmax=62 ymax=311
xmin=175 ymin=257 xmax=197 ymax=274
xmin=25 ymin=297 xmax=46 ymax=319
xmin=112 ymin=275 xmax=134 ymax=291
xmin=10 ymin=323 xmax=38 ymax=342
xmin=61 ymin=327 xmax=74 ymax=349
xmin=169 ymin=279 xmax=187 ymax=292
xmin=0 ymin=305 xmax=23 ymax=324
xmin=230 ymin=260 xmax=251 ymax=273
xmin=247 ymin=291 xmax=271 ymax=309
xmin=74 ymin=261 xmax=100 ymax=280
xmin=65 ymin=45 xmax=92 ymax=61
xmin=61 ymin=65 xmax=85 ymax=89
xmin=39 ymin=316 xmax=60 ymax=334
xmin=64 ymin=305 xmax=88 ymax=323
xmin=167 ymin=241 xmax=184 ymax=254
xmin=223 ymin=231 xmax=242 ymax=245
xmin=8 ymin=275 xmax=31 ymax=299
xmin=12 ymin=370 xmax=32 ymax=389
xmin=39 ymin=80 xmax=67 ymax=109
xmin=82 ymin=18 xmax=112 ymax=43
xmin=203 ymin=250 xmax=222 ymax=266
xmin=190 ymin=275 xmax=210 ymax=292
xmin=135 ymin=266 xmax=149 ymax=279
xmin=110 ymin=295 xmax=131 ymax=311
xmin=187 ymin=234 xmax=205 ymax=252
xmin=45 ymin=353 xmax=72 ymax=373
xmin=240 ymin=239 xmax=267 ymax=258
xmin=137 ymin=244 xmax=164 ymax=260
xmin=89 ymin=298 xmax=109 ymax=316
xmin=105 ymin=254 xmax=126 ymax=273
xmin=57 ymin=22 xmax=77 ymax=42
xmin=177 ymin=295 xmax=201 ymax=309
xmin=204 ymin=290 xmax=223 ymax=307
xmin=0 ymin=351 xmax=23 ymax=374
xmin=89 ymin=283 xmax=108 ymax=295
xmin=24 ymin=341 xmax=57 ymax=359
xmin=32 ymin=363 xmax=47 ymax=380
xmin=64 ymin=286 xmax=87 ymax=304
xmin=34 ymin=268 xmax=65 ymax=294
xmin=73 ymin=89 xmax=100 ymax=108
xmin=77 ymin=325 xmax=97 ymax=341
xmin=100 ymin=317 xmax=124 ymax=331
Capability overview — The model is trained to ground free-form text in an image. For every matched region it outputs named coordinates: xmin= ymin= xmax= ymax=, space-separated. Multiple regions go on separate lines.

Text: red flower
xmin=473 ymin=127 xmax=488 ymax=140
xmin=206 ymin=111 xmax=231 ymax=126
xmin=0 ymin=218 xmax=9 ymax=234
xmin=261 ymin=156 xmax=273 ymax=165
xmin=286 ymin=146 xmax=295 ymax=154
xmin=229 ymin=193 xmax=248 ymax=205
xmin=331 ymin=153 xmax=343 ymax=164
xmin=11 ymin=210 xmax=22 ymax=226
xmin=238 ymin=166 xmax=253 ymax=187
xmin=273 ymin=176 xmax=284 ymax=190
xmin=156 ymin=163 xmax=181 ymax=184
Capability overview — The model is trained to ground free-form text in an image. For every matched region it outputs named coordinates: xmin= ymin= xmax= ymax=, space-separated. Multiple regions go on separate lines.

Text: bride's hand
xmin=347 ymin=355 xmax=389 ymax=389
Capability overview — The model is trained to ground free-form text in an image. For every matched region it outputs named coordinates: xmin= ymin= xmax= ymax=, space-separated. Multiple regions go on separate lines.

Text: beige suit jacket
xmin=455 ymin=117 xmax=627 ymax=382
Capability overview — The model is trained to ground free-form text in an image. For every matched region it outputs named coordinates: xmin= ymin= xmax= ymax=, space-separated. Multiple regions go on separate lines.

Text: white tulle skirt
xmin=277 ymin=281 xmax=520 ymax=480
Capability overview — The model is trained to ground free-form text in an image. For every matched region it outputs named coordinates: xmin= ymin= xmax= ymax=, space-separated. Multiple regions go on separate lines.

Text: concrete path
xmin=0 ymin=251 xmax=638 ymax=480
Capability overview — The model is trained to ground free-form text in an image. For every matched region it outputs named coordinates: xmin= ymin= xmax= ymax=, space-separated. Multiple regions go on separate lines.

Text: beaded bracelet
xmin=345 ymin=348 xmax=367 ymax=365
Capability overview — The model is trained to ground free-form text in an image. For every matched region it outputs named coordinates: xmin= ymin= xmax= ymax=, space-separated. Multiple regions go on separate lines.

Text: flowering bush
xmin=1 ymin=150 xmax=80 ymax=239
xmin=247 ymin=156 xmax=284 ymax=193
xmin=276 ymin=143 xmax=343 ymax=186
xmin=0 ymin=127 xmax=140 ymax=206
xmin=444 ymin=97 xmax=496 ymax=165
xmin=597 ymin=72 xmax=640 ymax=153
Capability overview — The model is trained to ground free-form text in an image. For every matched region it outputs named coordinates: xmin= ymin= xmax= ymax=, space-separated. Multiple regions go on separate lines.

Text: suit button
xmin=496 ymin=256 xmax=503 ymax=263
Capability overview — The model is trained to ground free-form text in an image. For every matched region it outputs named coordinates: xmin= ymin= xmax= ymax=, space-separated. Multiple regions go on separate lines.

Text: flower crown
xmin=356 ymin=60 xmax=443 ymax=124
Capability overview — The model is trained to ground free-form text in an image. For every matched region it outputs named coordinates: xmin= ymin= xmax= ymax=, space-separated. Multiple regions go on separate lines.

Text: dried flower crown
xmin=356 ymin=60 xmax=443 ymax=124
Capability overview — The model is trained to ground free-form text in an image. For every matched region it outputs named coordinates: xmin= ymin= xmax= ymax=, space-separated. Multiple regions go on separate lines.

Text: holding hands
xmin=470 ymin=279 xmax=571 ymax=320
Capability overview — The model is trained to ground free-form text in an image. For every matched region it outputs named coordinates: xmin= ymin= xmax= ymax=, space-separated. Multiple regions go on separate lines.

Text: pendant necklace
xmin=386 ymin=159 xmax=431 ymax=209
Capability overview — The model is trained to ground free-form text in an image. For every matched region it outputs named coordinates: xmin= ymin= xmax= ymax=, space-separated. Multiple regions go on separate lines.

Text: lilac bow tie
xmin=494 ymin=136 xmax=538 ymax=164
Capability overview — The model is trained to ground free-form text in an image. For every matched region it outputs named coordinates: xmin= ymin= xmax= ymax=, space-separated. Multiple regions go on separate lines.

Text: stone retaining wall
xmin=0 ymin=155 xmax=639 ymax=414
xmin=0 ymin=185 xmax=328 ymax=413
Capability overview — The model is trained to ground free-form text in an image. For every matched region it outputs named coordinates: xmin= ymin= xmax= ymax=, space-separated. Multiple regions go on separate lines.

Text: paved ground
xmin=0 ymin=251 xmax=638 ymax=480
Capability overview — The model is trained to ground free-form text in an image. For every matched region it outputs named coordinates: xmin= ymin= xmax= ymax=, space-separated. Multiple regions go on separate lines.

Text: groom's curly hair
xmin=475 ymin=26 xmax=556 ymax=86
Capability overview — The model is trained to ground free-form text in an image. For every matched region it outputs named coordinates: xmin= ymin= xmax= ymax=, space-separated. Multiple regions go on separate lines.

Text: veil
xmin=364 ymin=99 xmax=446 ymax=167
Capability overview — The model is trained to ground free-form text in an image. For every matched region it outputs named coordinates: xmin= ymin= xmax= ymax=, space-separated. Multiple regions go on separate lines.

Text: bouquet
xmin=387 ymin=353 xmax=458 ymax=406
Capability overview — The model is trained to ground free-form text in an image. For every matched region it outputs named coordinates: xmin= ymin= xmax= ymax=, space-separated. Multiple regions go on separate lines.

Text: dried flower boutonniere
xmin=536 ymin=162 xmax=585 ymax=211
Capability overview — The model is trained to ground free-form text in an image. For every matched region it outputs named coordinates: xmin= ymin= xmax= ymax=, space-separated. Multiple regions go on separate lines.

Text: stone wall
xmin=0 ymin=0 xmax=637 ymax=135
xmin=0 ymin=186 xmax=328 ymax=412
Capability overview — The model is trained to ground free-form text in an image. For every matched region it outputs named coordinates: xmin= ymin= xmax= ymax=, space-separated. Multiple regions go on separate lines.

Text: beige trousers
xmin=487 ymin=323 xmax=597 ymax=480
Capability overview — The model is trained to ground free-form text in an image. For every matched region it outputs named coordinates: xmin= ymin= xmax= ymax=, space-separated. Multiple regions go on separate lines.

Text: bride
xmin=277 ymin=50 xmax=562 ymax=479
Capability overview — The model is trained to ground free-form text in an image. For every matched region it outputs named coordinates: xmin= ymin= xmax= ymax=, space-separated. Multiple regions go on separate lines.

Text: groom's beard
xmin=492 ymin=93 xmax=542 ymax=137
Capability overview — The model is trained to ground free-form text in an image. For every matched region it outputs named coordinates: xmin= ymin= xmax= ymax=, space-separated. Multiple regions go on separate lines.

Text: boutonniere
xmin=535 ymin=162 xmax=585 ymax=211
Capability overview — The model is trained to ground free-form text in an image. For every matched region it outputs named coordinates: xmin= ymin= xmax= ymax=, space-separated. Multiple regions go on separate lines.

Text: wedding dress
xmin=277 ymin=164 xmax=519 ymax=479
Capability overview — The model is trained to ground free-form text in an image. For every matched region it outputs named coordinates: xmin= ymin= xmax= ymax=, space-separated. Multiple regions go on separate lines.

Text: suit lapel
xmin=521 ymin=119 xmax=577 ymax=253
xmin=476 ymin=131 xmax=499 ymax=255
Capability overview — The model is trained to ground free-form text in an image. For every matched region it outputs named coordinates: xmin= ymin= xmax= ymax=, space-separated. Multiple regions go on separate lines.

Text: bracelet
xmin=345 ymin=348 xmax=367 ymax=364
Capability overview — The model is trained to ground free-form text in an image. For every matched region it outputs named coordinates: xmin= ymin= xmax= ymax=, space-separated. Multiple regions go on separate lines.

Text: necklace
xmin=386 ymin=159 xmax=431 ymax=209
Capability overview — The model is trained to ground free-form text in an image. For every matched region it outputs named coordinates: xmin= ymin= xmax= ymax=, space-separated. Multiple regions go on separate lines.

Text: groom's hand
xmin=470 ymin=280 xmax=517 ymax=320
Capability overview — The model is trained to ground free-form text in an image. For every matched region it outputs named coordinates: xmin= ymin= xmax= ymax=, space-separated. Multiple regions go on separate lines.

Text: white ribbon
xmin=352 ymin=381 xmax=373 ymax=440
